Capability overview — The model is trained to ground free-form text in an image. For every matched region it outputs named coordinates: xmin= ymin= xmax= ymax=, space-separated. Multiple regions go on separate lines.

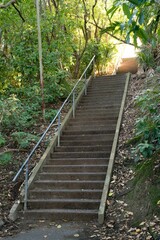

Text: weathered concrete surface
xmin=2 ymin=222 xmax=91 ymax=240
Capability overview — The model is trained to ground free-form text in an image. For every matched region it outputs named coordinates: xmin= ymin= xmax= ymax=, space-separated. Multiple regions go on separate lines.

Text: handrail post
xmin=85 ymin=72 xmax=87 ymax=96
xmin=93 ymin=57 xmax=95 ymax=78
xmin=73 ymin=90 xmax=76 ymax=118
xmin=24 ymin=163 xmax=29 ymax=211
xmin=58 ymin=112 xmax=61 ymax=147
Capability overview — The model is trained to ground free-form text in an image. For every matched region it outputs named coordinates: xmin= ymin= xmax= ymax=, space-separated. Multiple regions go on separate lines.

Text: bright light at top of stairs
xmin=121 ymin=44 xmax=137 ymax=58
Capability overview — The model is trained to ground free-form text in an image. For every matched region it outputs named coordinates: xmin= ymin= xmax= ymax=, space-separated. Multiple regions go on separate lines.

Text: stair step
xmin=80 ymin=94 xmax=122 ymax=98
xmin=27 ymin=199 xmax=100 ymax=210
xmin=78 ymin=101 xmax=121 ymax=105
xmin=47 ymin=157 xmax=109 ymax=165
xmin=33 ymin=180 xmax=104 ymax=189
xmin=23 ymin=209 xmax=98 ymax=221
xmin=70 ymin=117 xmax=118 ymax=123
xmin=75 ymin=111 xmax=119 ymax=117
xmin=69 ymin=119 xmax=117 ymax=125
xmin=29 ymin=189 xmax=102 ymax=199
xmin=60 ymin=139 xmax=112 ymax=146
xmin=87 ymin=88 xmax=124 ymax=92
xmin=60 ymin=134 xmax=114 ymax=141
xmin=55 ymin=146 xmax=111 ymax=152
xmin=42 ymin=164 xmax=107 ymax=172
xmin=65 ymin=125 xmax=116 ymax=132
xmin=51 ymin=151 xmax=110 ymax=158
xmin=77 ymin=105 xmax=120 ymax=110
xmin=63 ymin=129 xmax=115 ymax=135
xmin=39 ymin=172 xmax=106 ymax=180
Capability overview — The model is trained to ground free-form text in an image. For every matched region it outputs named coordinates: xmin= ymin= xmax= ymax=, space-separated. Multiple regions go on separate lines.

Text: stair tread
xmin=48 ymin=158 xmax=109 ymax=160
xmin=44 ymin=164 xmax=107 ymax=167
xmin=30 ymin=189 xmax=102 ymax=193
xmin=24 ymin=209 xmax=97 ymax=213
xmin=27 ymin=199 xmax=100 ymax=203
xmin=35 ymin=180 xmax=104 ymax=183
xmin=40 ymin=172 xmax=106 ymax=175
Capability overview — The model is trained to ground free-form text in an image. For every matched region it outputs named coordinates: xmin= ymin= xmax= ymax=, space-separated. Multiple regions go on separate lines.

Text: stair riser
xmin=60 ymin=134 xmax=114 ymax=141
xmin=74 ymin=112 xmax=119 ymax=117
xmin=29 ymin=191 xmax=102 ymax=199
xmin=54 ymin=146 xmax=111 ymax=152
xmin=42 ymin=166 xmax=107 ymax=173
xmin=69 ymin=120 xmax=117 ymax=125
xmin=63 ymin=130 xmax=115 ymax=135
xmin=46 ymin=158 xmax=108 ymax=165
xmin=78 ymin=102 xmax=121 ymax=107
xmin=87 ymin=85 xmax=124 ymax=89
xmin=33 ymin=181 xmax=104 ymax=189
xmin=74 ymin=108 xmax=119 ymax=113
xmin=80 ymin=94 xmax=123 ymax=98
xmin=38 ymin=173 xmax=106 ymax=181
xmin=69 ymin=117 xmax=118 ymax=122
xmin=86 ymin=90 xmax=123 ymax=94
xmin=65 ymin=126 xmax=116 ymax=132
xmin=27 ymin=201 xmax=99 ymax=210
xmin=23 ymin=211 xmax=97 ymax=221
xmin=51 ymin=152 xmax=110 ymax=158
xmin=60 ymin=140 xmax=112 ymax=146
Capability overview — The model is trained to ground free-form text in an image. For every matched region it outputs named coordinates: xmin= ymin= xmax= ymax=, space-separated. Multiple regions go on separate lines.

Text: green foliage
xmin=0 ymin=95 xmax=35 ymax=131
xmin=131 ymin=87 xmax=160 ymax=161
xmin=155 ymin=66 xmax=160 ymax=73
xmin=11 ymin=132 xmax=39 ymax=149
xmin=0 ymin=133 xmax=6 ymax=147
xmin=138 ymin=45 xmax=156 ymax=69
xmin=44 ymin=109 xmax=58 ymax=121
xmin=135 ymin=159 xmax=154 ymax=182
xmin=105 ymin=0 xmax=160 ymax=46
xmin=0 ymin=153 xmax=12 ymax=165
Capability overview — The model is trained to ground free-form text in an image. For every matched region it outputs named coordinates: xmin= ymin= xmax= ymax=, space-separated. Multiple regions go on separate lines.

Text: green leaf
xmin=138 ymin=12 xmax=144 ymax=25
xmin=136 ymin=27 xmax=148 ymax=43
xmin=107 ymin=6 xmax=118 ymax=17
xmin=127 ymin=0 xmax=140 ymax=6
xmin=0 ymin=133 xmax=6 ymax=147
xmin=122 ymin=3 xmax=132 ymax=19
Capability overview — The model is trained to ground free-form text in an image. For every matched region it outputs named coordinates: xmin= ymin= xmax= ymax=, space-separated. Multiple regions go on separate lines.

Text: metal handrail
xmin=13 ymin=55 xmax=95 ymax=210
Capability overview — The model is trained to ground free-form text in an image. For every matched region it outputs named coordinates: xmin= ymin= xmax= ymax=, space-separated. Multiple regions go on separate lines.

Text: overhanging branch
xmin=12 ymin=3 xmax=25 ymax=22
xmin=0 ymin=0 xmax=17 ymax=8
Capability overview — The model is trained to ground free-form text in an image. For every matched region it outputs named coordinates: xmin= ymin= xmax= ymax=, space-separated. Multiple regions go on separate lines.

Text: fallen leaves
xmin=74 ymin=233 xmax=79 ymax=238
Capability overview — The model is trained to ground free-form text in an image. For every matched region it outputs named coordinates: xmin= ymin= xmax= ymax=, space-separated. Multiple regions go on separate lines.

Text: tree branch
xmin=0 ymin=0 xmax=16 ymax=9
xmin=88 ymin=20 xmax=134 ymax=46
xmin=12 ymin=3 xmax=25 ymax=22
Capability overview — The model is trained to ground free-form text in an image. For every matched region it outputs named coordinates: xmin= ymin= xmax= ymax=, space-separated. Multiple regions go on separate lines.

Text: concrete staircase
xmin=25 ymin=74 xmax=127 ymax=221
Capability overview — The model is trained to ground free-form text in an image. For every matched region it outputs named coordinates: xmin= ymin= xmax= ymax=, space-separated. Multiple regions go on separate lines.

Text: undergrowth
xmin=128 ymin=75 xmax=160 ymax=216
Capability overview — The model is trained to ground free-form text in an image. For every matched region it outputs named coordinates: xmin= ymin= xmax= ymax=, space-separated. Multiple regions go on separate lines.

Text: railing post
xmin=73 ymin=90 xmax=76 ymax=118
xmin=93 ymin=57 xmax=95 ymax=78
xmin=24 ymin=163 xmax=29 ymax=211
xmin=58 ymin=112 xmax=61 ymax=147
xmin=85 ymin=72 xmax=87 ymax=96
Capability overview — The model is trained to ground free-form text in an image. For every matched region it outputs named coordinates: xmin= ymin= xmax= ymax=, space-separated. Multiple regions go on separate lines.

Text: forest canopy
xmin=0 ymin=0 xmax=160 ymax=133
